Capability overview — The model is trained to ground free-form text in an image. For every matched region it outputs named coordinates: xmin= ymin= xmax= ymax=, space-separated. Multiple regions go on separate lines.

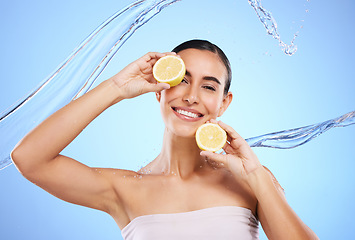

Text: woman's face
xmin=156 ymin=48 xmax=232 ymax=137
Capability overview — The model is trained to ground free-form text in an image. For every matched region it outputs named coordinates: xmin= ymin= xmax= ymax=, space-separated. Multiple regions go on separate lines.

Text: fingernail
xmin=162 ymin=83 xmax=170 ymax=89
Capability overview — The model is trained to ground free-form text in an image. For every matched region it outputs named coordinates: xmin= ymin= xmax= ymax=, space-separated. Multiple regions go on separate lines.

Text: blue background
xmin=0 ymin=0 xmax=354 ymax=239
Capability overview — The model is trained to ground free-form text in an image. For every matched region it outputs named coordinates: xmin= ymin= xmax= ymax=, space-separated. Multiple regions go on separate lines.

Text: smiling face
xmin=156 ymin=48 xmax=233 ymax=138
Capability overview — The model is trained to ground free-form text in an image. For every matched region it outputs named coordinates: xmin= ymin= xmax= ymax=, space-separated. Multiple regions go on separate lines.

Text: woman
xmin=11 ymin=40 xmax=318 ymax=239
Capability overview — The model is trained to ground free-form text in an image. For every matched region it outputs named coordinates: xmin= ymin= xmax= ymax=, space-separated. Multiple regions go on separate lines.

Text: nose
xmin=182 ymin=86 xmax=199 ymax=105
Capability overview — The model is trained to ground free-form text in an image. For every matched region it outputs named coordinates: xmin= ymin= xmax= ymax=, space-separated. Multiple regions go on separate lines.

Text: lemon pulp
xmin=196 ymin=123 xmax=227 ymax=152
xmin=153 ymin=55 xmax=185 ymax=87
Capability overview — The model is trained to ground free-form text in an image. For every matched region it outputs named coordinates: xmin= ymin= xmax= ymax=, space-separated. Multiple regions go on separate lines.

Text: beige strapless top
xmin=121 ymin=206 xmax=259 ymax=240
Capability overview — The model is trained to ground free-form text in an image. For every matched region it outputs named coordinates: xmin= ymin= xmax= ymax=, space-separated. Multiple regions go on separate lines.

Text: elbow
xmin=11 ymin=143 xmax=54 ymax=182
xmin=11 ymin=146 xmax=26 ymax=173
xmin=11 ymin=145 xmax=34 ymax=177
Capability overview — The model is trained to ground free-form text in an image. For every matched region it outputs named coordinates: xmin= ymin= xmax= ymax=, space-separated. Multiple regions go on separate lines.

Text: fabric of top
xmin=121 ymin=206 xmax=259 ymax=240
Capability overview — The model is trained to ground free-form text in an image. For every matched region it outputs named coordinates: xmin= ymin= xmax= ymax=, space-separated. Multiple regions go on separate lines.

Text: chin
xmin=169 ymin=123 xmax=200 ymax=139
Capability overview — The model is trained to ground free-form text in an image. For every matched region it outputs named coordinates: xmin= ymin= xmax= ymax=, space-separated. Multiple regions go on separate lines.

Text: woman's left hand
xmin=200 ymin=119 xmax=263 ymax=182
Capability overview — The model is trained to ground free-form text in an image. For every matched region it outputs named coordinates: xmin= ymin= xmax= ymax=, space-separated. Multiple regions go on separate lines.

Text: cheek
xmin=203 ymin=95 xmax=223 ymax=115
xmin=159 ymin=87 xmax=185 ymax=110
xmin=160 ymin=87 xmax=180 ymax=101
xmin=159 ymin=89 xmax=177 ymax=116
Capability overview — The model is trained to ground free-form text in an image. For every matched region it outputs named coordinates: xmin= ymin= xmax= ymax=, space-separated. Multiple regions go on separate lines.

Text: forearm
xmin=12 ymin=79 xmax=122 ymax=172
xmin=248 ymin=167 xmax=318 ymax=240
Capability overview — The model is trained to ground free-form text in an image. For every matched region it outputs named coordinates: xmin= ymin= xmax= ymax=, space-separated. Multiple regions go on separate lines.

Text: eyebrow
xmin=185 ymin=70 xmax=221 ymax=85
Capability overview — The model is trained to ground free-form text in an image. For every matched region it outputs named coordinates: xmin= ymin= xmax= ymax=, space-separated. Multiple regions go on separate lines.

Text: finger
xmin=141 ymin=52 xmax=157 ymax=62
xmin=217 ymin=121 xmax=242 ymax=141
xmin=146 ymin=51 xmax=177 ymax=61
xmin=206 ymin=119 xmax=242 ymax=149
xmin=220 ymin=120 xmax=250 ymax=145
xmin=222 ymin=141 xmax=236 ymax=154
xmin=141 ymin=52 xmax=165 ymax=66
xmin=144 ymin=52 xmax=179 ymax=70
xmin=145 ymin=82 xmax=170 ymax=93
xmin=208 ymin=119 xmax=240 ymax=141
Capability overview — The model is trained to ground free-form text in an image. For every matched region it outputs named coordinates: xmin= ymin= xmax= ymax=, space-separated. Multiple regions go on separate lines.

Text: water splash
xmin=246 ymin=111 xmax=355 ymax=149
xmin=0 ymin=0 xmax=353 ymax=170
xmin=248 ymin=0 xmax=304 ymax=55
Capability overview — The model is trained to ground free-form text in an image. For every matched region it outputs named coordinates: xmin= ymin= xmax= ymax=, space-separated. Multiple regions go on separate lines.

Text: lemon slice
xmin=196 ymin=123 xmax=227 ymax=152
xmin=153 ymin=55 xmax=185 ymax=87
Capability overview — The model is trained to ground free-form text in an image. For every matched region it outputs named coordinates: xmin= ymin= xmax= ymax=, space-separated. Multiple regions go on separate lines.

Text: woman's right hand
xmin=109 ymin=52 xmax=174 ymax=102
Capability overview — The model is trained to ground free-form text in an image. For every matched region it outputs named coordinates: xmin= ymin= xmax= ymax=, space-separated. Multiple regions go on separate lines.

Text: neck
xmin=149 ymin=128 xmax=207 ymax=179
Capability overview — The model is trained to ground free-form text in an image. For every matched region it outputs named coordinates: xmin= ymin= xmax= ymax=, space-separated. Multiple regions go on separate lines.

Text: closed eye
xmin=203 ymin=85 xmax=216 ymax=91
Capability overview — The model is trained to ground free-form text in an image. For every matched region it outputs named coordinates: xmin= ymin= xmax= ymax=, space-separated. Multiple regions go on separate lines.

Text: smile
xmin=172 ymin=107 xmax=204 ymax=120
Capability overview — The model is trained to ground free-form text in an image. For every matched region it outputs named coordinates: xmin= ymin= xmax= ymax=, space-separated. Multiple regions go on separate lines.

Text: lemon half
xmin=153 ymin=55 xmax=185 ymax=87
xmin=196 ymin=123 xmax=227 ymax=152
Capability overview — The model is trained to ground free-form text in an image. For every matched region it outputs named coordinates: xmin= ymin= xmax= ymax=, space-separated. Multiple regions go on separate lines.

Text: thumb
xmin=200 ymin=151 xmax=227 ymax=166
xmin=146 ymin=82 xmax=170 ymax=93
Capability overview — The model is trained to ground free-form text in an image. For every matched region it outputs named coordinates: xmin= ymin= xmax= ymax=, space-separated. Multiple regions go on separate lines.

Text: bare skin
xmin=11 ymin=49 xmax=318 ymax=239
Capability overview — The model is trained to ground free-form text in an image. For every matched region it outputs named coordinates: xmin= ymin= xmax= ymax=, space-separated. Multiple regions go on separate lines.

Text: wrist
xmin=102 ymin=79 xmax=125 ymax=105
xmin=246 ymin=166 xmax=274 ymax=198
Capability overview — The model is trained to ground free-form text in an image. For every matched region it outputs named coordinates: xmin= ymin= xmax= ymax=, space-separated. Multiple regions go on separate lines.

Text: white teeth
xmin=176 ymin=109 xmax=199 ymax=118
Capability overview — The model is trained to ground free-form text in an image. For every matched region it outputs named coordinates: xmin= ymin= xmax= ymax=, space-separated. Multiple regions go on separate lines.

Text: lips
xmin=172 ymin=107 xmax=204 ymax=121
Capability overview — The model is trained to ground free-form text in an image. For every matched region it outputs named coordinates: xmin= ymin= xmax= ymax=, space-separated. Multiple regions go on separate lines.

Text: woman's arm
xmin=248 ymin=167 xmax=318 ymax=240
xmin=200 ymin=120 xmax=319 ymax=240
xmin=11 ymin=52 xmax=171 ymax=214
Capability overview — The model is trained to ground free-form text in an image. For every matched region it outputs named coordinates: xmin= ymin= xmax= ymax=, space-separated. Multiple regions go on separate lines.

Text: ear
xmin=218 ymin=92 xmax=233 ymax=117
xmin=155 ymin=91 xmax=161 ymax=102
